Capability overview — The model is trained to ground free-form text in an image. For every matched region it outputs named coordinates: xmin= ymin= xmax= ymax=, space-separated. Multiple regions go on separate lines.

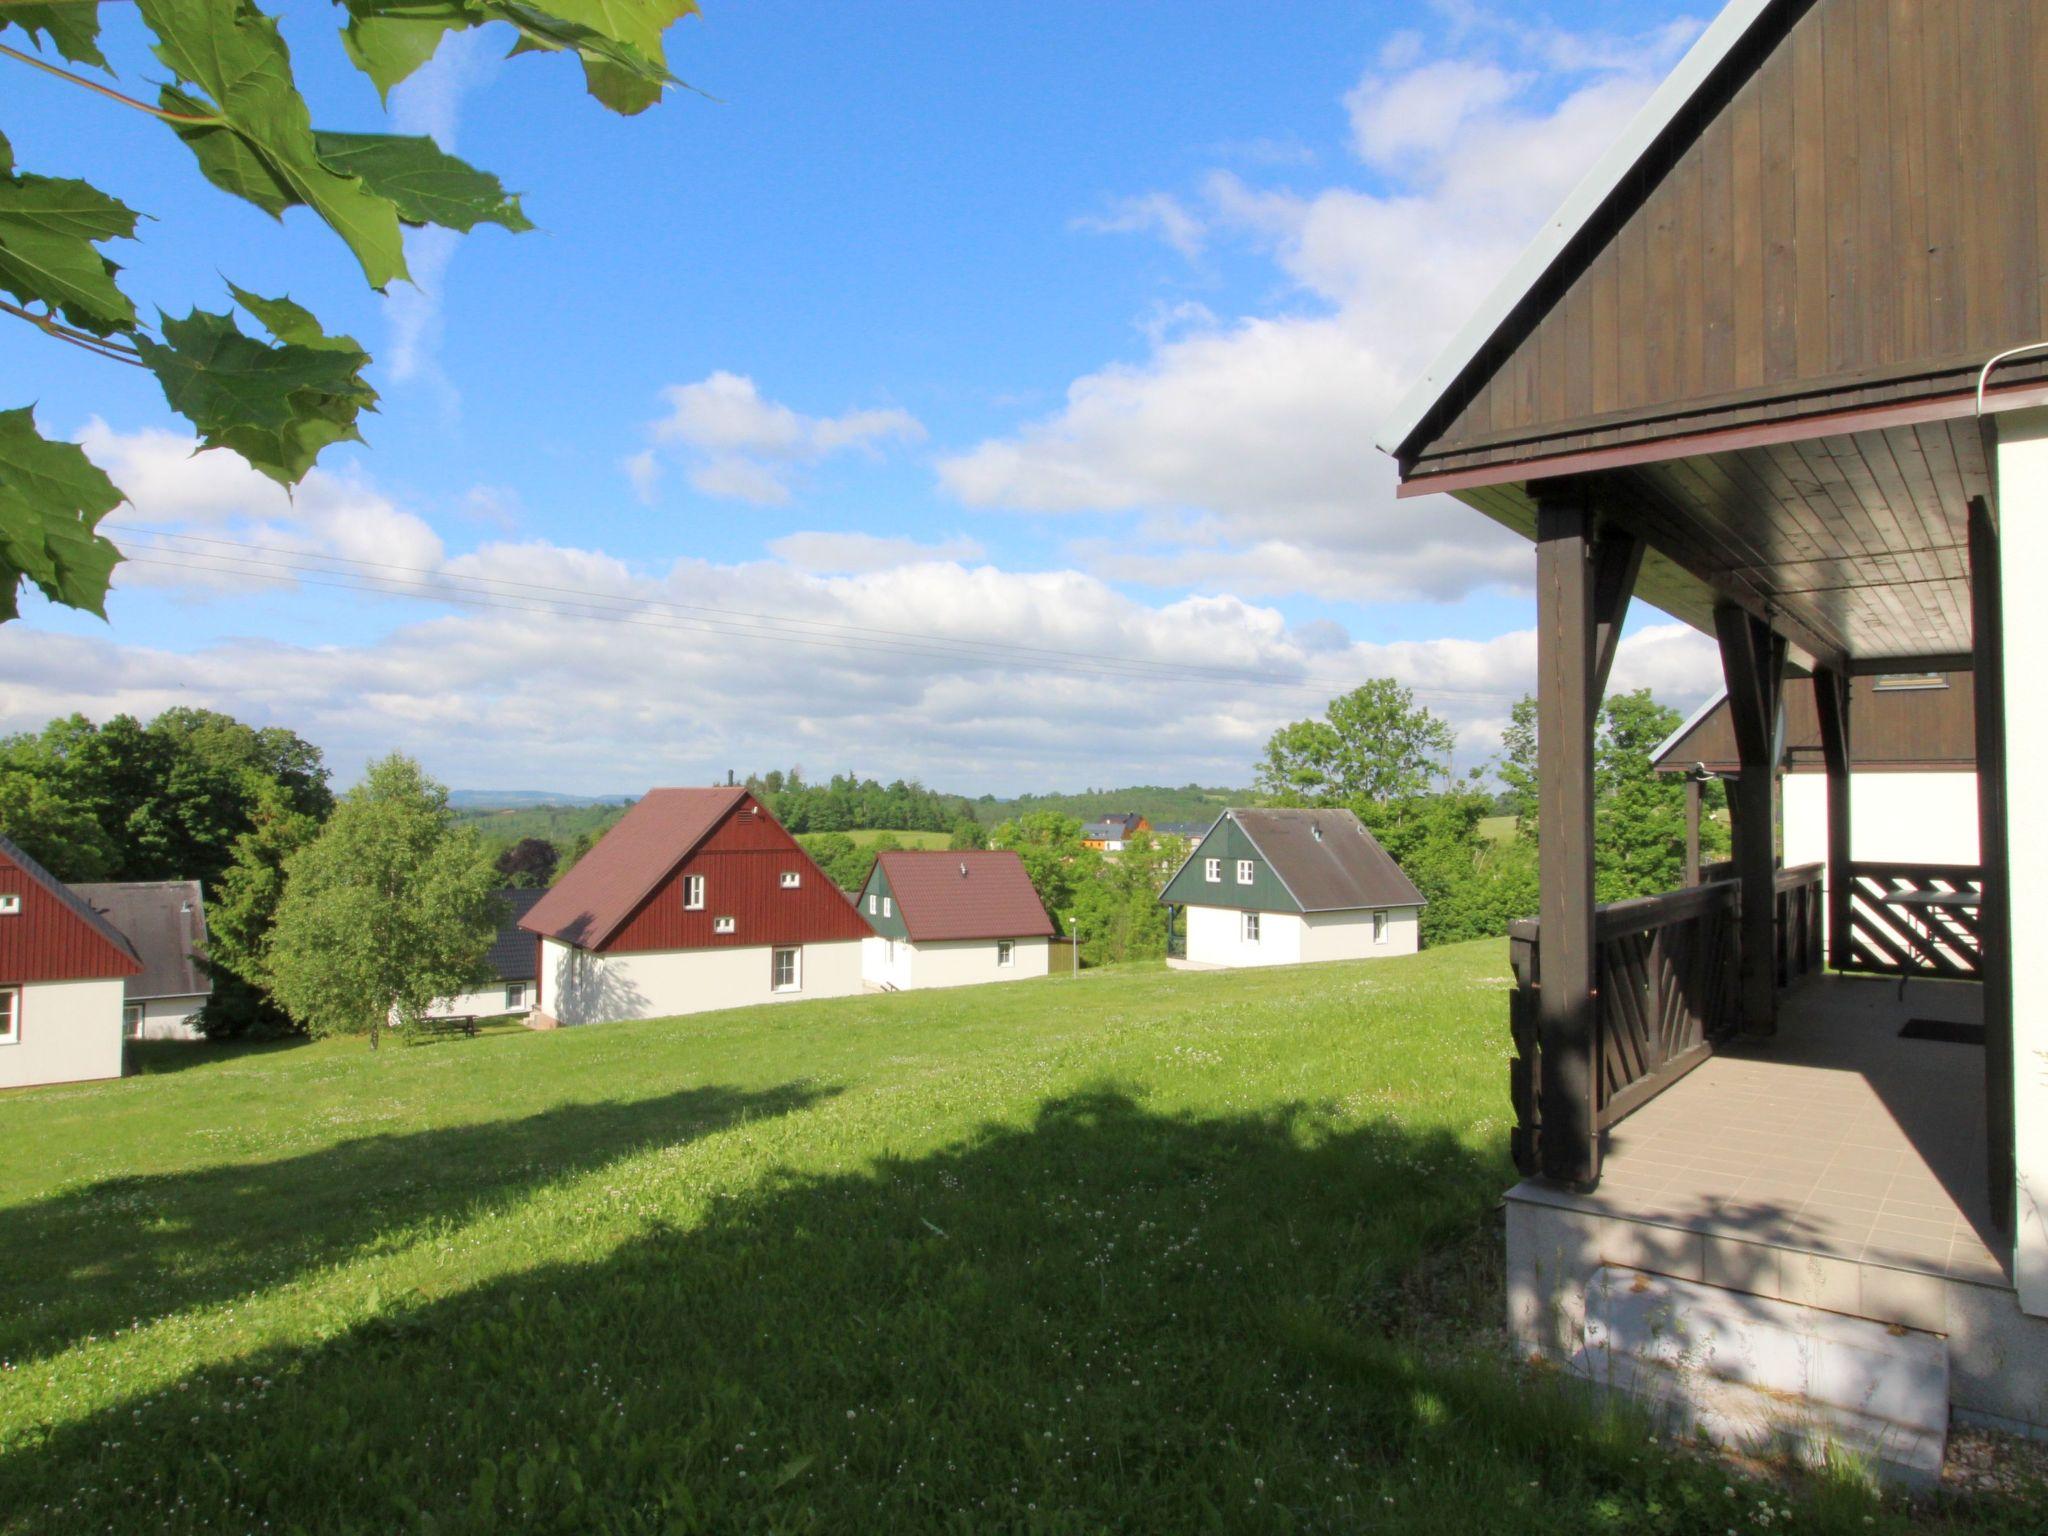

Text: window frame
xmin=780 ymin=870 xmax=802 ymax=889
xmin=1372 ymin=910 xmax=1388 ymax=944
xmin=0 ymin=893 xmax=19 ymax=915
xmin=0 ymin=985 xmax=18 ymax=1045
xmin=1203 ymin=857 xmax=1221 ymax=883
xmin=713 ymin=915 xmax=736 ymax=935
xmin=506 ymin=980 xmax=528 ymax=1009
xmin=996 ymin=939 xmax=1015 ymax=967
xmin=1236 ymin=859 xmax=1255 ymax=886
xmin=682 ymin=874 xmax=706 ymax=911
xmin=868 ymin=892 xmax=878 ymax=914
xmin=122 ymin=1001 xmax=143 ymax=1038
xmin=882 ymin=896 xmax=892 ymax=919
xmin=1242 ymin=911 xmax=1260 ymax=943
xmin=771 ymin=946 xmax=801 ymax=992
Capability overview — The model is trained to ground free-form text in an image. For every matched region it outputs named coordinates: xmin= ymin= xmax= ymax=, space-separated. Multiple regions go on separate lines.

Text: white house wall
xmin=863 ymin=935 xmax=1049 ymax=990
xmin=423 ymin=982 xmax=535 ymax=1022
xmin=1994 ymin=406 xmax=2048 ymax=1320
xmin=1781 ymin=771 xmax=1980 ymax=871
xmin=1185 ymin=903 xmax=1303 ymax=967
xmin=2 ymin=976 xmax=125 ymax=1089
xmin=131 ymin=994 xmax=207 ymax=1042
xmin=1299 ymin=906 xmax=1421 ymax=962
xmin=541 ymin=937 xmax=863 ymax=1026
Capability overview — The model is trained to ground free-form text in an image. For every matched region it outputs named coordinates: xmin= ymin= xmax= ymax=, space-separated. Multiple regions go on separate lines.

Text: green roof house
xmin=1158 ymin=809 xmax=1424 ymax=970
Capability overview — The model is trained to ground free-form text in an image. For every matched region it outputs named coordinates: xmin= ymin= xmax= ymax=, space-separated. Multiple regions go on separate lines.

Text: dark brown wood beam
xmin=1968 ymin=495 xmax=2014 ymax=1233
xmin=1685 ymin=775 xmax=1702 ymax=886
xmin=1715 ymin=603 xmax=1786 ymax=1037
xmin=1536 ymin=487 xmax=1601 ymax=1188
xmin=1591 ymin=526 xmax=1646 ymax=703
xmin=1812 ymin=666 xmax=1852 ymax=969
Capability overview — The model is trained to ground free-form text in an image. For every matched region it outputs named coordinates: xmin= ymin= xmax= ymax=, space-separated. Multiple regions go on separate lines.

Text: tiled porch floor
xmin=1559 ymin=974 xmax=2006 ymax=1286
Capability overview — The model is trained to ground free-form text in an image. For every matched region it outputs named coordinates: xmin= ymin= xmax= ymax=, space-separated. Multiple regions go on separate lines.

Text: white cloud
xmin=636 ymin=372 xmax=925 ymax=504
xmin=766 ymin=531 xmax=986 ymax=574
xmin=940 ymin=13 xmax=1702 ymax=607
xmin=1071 ymin=192 xmax=1207 ymax=259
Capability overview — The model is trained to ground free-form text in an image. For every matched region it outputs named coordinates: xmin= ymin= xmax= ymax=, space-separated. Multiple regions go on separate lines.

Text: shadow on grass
xmin=126 ymin=1036 xmax=311 ymax=1077
xmin=0 ymin=1081 xmax=834 ymax=1366
xmin=0 ymin=1089 xmax=1957 ymax=1534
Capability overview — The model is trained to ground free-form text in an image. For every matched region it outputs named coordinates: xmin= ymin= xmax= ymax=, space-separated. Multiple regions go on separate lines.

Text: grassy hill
xmin=454 ymin=800 xmax=633 ymax=857
xmin=973 ymin=783 xmax=1246 ymax=827
xmin=0 ymin=947 xmax=1982 ymax=1533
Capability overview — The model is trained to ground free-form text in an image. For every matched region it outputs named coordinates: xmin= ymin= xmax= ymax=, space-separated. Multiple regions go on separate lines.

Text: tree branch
xmin=0 ymin=40 xmax=221 ymax=125
xmin=0 ymin=299 xmax=148 ymax=367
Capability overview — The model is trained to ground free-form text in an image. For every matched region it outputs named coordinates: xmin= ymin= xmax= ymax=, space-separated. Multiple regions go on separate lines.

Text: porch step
xmin=1582 ymin=1266 xmax=1948 ymax=1484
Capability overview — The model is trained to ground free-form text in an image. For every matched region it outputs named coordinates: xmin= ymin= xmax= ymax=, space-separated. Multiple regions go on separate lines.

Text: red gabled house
xmin=1 ymin=834 xmax=143 ymax=1089
xmin=518 ymin=787 xmax=873 ymax=1026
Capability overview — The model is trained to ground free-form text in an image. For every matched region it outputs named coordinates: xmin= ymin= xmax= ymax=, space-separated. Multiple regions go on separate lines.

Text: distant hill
xmin=447 ymin=790 xmax=636 ymax=810
xmin=972 ymin=785 xmax=1250 ymax=828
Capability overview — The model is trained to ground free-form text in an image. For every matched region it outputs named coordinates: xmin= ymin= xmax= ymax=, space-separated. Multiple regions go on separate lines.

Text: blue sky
xmin=1 ymin=0 xmax=1725 ymax=794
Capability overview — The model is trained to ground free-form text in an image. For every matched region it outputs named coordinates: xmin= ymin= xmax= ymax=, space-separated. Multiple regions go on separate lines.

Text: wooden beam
xmin=1844 ymin=652 xmax=1975 ymax=676
xmin=1715 ymin=603 xmax=1786 ymax=1036
xmin=1590 ymin=526 xmax=1646 ymax=703
xmin=1812 ymin=666 xmax=1852 ymax=968
xmin=1536 ymin=488 xmax=1601 ymax=1188
xmin=1968 ymin=495 xmax=2015 ymax=1233
xmin=1685 ymin=775 xmax=1702 ymax=886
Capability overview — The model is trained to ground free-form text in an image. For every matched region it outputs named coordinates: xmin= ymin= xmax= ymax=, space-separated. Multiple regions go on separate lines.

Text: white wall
xmin=130 ymin=994 xmax=206 ymax=1042
xmin=541 ymin=937 xmax=864 ymax=1026
xmin=863 ymin=936 xmax=1050 ymax=989
xmin=1186 ymin=904 xmax=1303 ymax=967
xmin=2 ymin=977 xmax=125 ymax=1089
xmin=423 ymin=981 xmax=534 ymax=1021
xmin=1299 ymin=905 xmax=1421 ymax=962
xmin=1781 ymin=771 xmax=1980 ymax=870
xmin=1995 ymin=406 xmax=2048 ymax=1319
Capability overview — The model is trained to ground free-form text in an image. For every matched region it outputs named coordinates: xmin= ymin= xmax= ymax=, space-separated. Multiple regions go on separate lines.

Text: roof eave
xmin=1374 ymin=0 xmax=1782 ymax=464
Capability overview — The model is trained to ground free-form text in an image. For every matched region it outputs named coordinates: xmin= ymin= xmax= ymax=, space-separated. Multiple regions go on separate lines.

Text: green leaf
xmin=313 ymin=133 xmax=533 ymax=233
xmin=0 ymin=157 xmax=140 ymax=334
xmin=137 ymin=0 xmax=409 ymax=289
xmin=0 ymin=406 xmax=124 ymax=622
xmin=137 ymin=308 xmax=378 ymax=486
xmin=160 ymin=84 xmax=298 ymax=219
xmin=225 ymin=282 xmax=366 ymax=353
xmin=339 ymin=1 xmax=480 ymax=100
xmin=0 ymin=3 xmax=108 ymax=69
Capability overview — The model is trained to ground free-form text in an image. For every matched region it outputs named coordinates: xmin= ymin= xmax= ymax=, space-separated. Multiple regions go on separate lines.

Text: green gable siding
xmin=1157 ymin=817 xmax=1299 ymax=913
xmin=856 ymin=861 xmax=908 ymax=939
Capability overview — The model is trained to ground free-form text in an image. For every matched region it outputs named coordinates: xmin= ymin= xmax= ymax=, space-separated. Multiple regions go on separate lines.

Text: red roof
xmin=876 ymin=850 xmax=1055 ymax=942
xmin=519 ymin=787 xmax=748 ymax=948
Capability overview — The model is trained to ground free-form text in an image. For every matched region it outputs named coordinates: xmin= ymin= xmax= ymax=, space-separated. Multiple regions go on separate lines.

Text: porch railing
xmin=1505 ymin=862 xmax=1824 ymax=1179
xmin=1841 ymin=861 xmax=1983 ymax=981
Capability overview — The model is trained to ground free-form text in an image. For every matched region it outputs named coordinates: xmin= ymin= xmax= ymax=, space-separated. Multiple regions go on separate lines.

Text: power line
xmin=109 ymin=528 xmax=1525 ymax=707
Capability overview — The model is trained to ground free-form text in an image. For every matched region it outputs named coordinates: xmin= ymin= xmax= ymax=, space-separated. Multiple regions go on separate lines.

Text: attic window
xmin=780 ymin=871 xmax=801 ymax=889
xmin=0 ymin=894 xmax=18 ymax=915
xmin=1873 ymin=672 xmax=1948 ymax=691
xmin=1236 ymin=859 xmax=1254 ymax=885
xmin=713 ymin=916 xmax=736 ymax=935
xmin=683 ymin=875 xmax=705 ymax=911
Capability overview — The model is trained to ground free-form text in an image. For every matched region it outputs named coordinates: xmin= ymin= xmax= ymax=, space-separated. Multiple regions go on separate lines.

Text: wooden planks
xmin=1412 ymin=0 xmax=2046 ymax=478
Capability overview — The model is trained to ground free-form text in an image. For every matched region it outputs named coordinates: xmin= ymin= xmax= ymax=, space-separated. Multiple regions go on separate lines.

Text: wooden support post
xmin=1813 ymin=667 xmax=1853 ymax=968
xmin=1715 ymin=604 xmax=1786 ymax=1036
xmin=1684 ymin=776 xmax=1701 ymax=885
xmin=1535 ymin=489 xmax=1602 ymax=1188
xmin=1968 ymin=495 xmax=2015 ymax=1233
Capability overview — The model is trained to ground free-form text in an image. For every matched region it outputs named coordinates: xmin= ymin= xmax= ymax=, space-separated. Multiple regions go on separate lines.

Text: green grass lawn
xmin=838 ymin=828 xmax=951 ymax=848
xmin=1477 ymin=814 xmax=1518 ymax=843
xmin=0 ymin=945 xmax=2026 ymax=1532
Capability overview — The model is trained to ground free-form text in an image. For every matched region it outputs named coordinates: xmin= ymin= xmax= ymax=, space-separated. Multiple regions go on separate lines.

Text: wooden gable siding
xmin=1657 ymin=672 xmax=1975 ymax=773
xmin=856 ymin=862 xmax=908 ymax=940
xmin=0 ymin=853 xmax=140 ymax=984
xmin=1409 ymin=0 xmax=2048 ymax=478
xmin=1158 ymin=818 xmax=1296 ymax=915
xmin=603 ymin=800 xmax=872 ymax=954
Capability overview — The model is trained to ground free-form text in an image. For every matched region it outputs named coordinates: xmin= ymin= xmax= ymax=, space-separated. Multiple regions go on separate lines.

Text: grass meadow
xmin=0 ymin=943 xmax=2034 ymax=1532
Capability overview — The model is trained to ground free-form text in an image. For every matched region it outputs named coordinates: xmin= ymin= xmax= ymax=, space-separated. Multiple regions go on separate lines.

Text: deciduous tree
xmin=1256 ymin=681 xmax=1457 ymax=805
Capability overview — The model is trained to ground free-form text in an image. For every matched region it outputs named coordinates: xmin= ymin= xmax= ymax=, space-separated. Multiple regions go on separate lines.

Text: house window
xmin=506 ymin=981 xmax=528 ymax=1009
xmin=996 ymin=940 xmax=1015 ymax=967
xmin=1372 ymin=910 xmax=1388 ymax=944
xmin=713 ymin=915 xmax=736 ymax=935
xmin=1203 ymin=858 xmax=1220 ymax=883
xmin=772 ymin=946 xmax=801 ymax=992
xmin=0 ymin=986 xmax=17 ymax=1045
xmin=1236 ymin=859 xmax=1255 ymax=886
xmin=882 ymin=897 xmax=892 ymax=919
xmin=1242 ymin=912 xmax=1260 ymax=943
xmin=0 ymin=893 xmax=19 ymax=915
xmin=123 ymin=1002 xmax=143 ymax=1038
xmin=683 ymin=875 xmax=705 ymax=910
xmin=780 ymin=870 xmax=802 ymax=889
xmin=868 ymin=892 xmax=878 ymax=914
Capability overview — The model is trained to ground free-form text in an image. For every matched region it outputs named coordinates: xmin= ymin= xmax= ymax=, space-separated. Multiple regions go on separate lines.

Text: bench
xmin=409 ymin=1014 xmax=479 ymax=1042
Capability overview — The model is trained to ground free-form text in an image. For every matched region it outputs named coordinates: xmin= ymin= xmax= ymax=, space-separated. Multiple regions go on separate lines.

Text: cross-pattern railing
xmin=1506 ymin=863 xmax=1823 ymax=1179
xmin=1841 ymin=861 xmax=1983 ymax=980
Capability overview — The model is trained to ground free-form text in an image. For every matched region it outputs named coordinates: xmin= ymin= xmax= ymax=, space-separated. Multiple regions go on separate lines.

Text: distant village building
xmin=421 ymin=887 xmax=548 ymax=1023
xmin=1159 ymin=808 xmax=1424 ymax=970
xmin=858 ymin=850 xmax=1055 ymax=990
xmin=0 ymin=835 xmax=141 ymax=1089
xmin=1079 ymin=813 xmax=1148 ymax=852
xmin=519 ymin=788 xmax=871 ymax=1027
xmin=1149 ymin=820 xmax=1213 ymax=844
xmin=74 ymin=881 xmax=211 ymax=1040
